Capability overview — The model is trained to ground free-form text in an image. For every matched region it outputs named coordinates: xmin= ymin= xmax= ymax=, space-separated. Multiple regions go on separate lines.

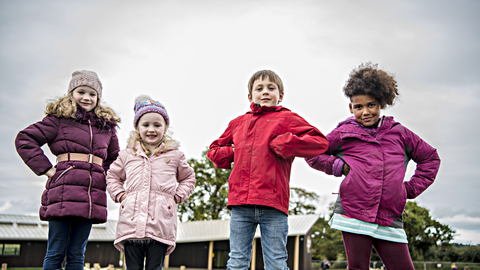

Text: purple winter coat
xmin=15 ymin=107 xmax=119 ymax=224
xmin=306 ymin=116 xmax=440 ymax=228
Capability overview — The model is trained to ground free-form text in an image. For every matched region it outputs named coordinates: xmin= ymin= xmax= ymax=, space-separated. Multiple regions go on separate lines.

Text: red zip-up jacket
xmin=207 ymin=103 xmax=328 ymax=215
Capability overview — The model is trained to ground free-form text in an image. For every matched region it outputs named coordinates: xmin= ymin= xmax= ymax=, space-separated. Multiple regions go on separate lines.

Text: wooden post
xmin=2 ymin=263 xmax=7 ymax=270
xmin=180 ymin=266 xmax=186 ymax=270
xmin=294 ymin=235 xmax=300 ymax=270
xmin=93 ymin=263 xmax=100 ymax=270
xmin=250 ymin=238 xmax=256 ymax=270
xmin=208 ymin=240 xmax=214 ymax=270
xmin=85 ymin=263 xmax=90 ymax=269
xmin=164 ymin=254 xmax=170 ymax=268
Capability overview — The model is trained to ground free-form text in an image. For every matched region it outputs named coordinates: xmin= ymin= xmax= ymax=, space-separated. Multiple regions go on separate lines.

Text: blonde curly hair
xmin=45 ymin=93 xmax=120 ymax=123
xmin=127 ymin=127 xmax=179 ymax=156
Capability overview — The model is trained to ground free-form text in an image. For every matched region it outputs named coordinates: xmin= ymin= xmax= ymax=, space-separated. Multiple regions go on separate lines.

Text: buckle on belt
xmin=88 ymin=154 xmax=93 ymax=164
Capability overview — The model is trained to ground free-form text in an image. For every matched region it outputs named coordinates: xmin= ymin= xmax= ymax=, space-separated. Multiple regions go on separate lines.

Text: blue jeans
xmin=43 ymin=219 xmax=93 ymax=270
xmin=227 ymin=205 xmax=289 ymax=270
xmin=124 ymin=240 xmax=168 ymax=270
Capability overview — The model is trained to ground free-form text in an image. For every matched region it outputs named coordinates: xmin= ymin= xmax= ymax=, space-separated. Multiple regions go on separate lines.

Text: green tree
xmin=289 ymin=187 xmax=319 ymax=215
xmin=311 ymin=202 xmax=345 ymax=261
xmin=177 ymin=148 xmax=230 ymax=221
xmin=404 ymin=201 xmax=456 ymax=260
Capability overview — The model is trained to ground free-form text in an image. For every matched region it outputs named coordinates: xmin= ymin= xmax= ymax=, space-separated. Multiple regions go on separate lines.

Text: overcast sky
xmin=1 ymin=0 xmax=479 ymax=244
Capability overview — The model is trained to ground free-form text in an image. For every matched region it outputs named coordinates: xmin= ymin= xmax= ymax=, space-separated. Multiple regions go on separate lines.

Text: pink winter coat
xmin=106 ymin=142 xmax=196 ymax=254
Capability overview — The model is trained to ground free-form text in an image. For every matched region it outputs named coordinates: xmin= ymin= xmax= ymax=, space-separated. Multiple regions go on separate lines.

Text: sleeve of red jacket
xmin=207 ymin=123 xmax=234 ymax=169
xmin=14 ymin=115 xmax=60 ymax=176
xmin=402 ymin=126 xmax=441 ymax=199
xmin=269 ymin=113 xmax=328 ymax=159
xmin=305 ymin=129 xmax=340 ymax=175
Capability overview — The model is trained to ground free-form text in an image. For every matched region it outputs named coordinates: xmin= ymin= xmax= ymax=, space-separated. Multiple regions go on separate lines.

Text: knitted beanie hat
xmin=67 ymin=70 xmax=103 ymax=99
xmin=133 ymin=94 xmax=170 ymax=128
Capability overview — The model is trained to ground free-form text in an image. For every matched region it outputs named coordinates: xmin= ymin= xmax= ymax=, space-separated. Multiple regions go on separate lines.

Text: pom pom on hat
xmin=133 ymin=94 xmax=170 ymax=128
xmin=68 ymin=70 xmax=103 ymax=99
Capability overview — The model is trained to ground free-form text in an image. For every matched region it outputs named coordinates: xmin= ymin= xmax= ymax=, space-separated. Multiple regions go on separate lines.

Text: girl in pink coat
xmin=106 ymin=95 xmax=196 ymax=270
xmin=306 ymin=63 xmax=440 ymax=270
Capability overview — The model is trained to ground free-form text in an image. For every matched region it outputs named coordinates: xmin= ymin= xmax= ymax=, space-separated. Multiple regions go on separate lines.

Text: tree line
xmin=179 ymin=149 xmax=479 ymax=263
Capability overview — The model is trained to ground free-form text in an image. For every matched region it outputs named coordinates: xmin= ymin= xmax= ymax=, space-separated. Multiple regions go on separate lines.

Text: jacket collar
xmin=248 ymin=103 xmax=288 ymax=114
xmin=75 ymin=105 xmax=117 ymax=130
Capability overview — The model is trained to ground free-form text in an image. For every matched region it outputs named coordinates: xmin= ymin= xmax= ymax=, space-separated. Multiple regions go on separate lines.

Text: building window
xmin=0 ymin=243 xmax=21 ymax=256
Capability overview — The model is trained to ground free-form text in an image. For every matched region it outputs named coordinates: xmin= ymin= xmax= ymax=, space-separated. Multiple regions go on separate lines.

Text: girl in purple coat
xmin=306 ymin=63 xmax=440 ymax=270
xmin=15 ymin=70 xmax=120 ymax=270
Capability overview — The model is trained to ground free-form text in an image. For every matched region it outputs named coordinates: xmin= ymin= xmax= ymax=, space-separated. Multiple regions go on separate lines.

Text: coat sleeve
xmin=402 ymin=126 xmax=441 ymax=199
xmin=106 ymin=151 xmax=127 ymax=203
xmin=103 ymin=130 xmax=120 ymax=172
xmin=305 ymin=129 xmax=341 ymax=175
xmin=207 ymin=122 xmax=234 ymax=169
xmin=15 ymin=115 xmax=60 ymax=176
xmin=270 ymin=113 xmax=328 ymax=159
xmin=174 ymin=152 xmax=196 ymax=204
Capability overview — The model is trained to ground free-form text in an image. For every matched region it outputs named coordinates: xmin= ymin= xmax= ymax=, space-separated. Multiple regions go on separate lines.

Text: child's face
xmin=248 ymin=77 xmax=283 ymax=107
xmin=72 ymin=86 xmax=98 ymax=112
xmin=136 ymin=112 xmax=167 ymax=147
xmin=349 ymin=94 xmax=381 ymax=127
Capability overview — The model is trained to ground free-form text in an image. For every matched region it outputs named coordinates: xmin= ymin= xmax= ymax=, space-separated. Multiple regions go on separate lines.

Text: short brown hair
xmin=343 ymin=62 xmax=399 ymax=109
xmin=248 ymin=70 xmax=284 ymax=96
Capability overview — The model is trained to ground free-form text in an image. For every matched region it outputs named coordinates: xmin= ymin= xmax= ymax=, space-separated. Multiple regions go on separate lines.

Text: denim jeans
xmin=43 ymin=219 xmax=93 ymax=270
xmin=227 ymin=205 xmax=289 ymax=270
xmin=124 ymin=240 xmax=168 ymax=270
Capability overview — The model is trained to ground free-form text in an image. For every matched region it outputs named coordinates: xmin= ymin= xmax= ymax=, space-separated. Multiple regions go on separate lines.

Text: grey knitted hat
xmin=67 ymin=70 xmax=103 ymax=99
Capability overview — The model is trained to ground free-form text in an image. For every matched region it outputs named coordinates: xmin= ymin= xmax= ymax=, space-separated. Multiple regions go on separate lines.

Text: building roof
xmin=0 ymin=214 xmax=116 ymax=242
xmin=176 ymin=214 xmax=320 ymax=243
xmin=0 ymin=214 xmax=319 ymax=243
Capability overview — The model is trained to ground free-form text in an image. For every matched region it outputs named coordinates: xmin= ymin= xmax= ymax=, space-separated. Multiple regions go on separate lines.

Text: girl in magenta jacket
xmin=106 ymin=95 xmax=196 ymax=270
xmin=306 ymin=63 xmax=440 ymax=270
xmin=15 ymin=70 xmax=120 ymax=270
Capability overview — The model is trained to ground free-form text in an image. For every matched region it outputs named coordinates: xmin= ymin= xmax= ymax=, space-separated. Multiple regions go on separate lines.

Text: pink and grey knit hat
xmin=133 ymin=95 xmax=170 ymax=128
xmin=67 ymin=70 xmax=103 ymax=99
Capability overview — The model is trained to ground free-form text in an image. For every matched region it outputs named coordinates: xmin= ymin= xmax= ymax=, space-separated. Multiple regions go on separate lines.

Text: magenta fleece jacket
xmin=306 ymin=116 xmax=440 ymax=228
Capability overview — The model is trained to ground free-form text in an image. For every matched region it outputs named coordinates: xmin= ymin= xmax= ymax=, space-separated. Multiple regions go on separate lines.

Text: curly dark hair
xmin=343 ymin=62 xmax=399 ymax=109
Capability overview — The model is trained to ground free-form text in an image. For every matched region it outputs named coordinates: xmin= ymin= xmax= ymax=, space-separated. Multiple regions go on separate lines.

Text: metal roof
xmin=176 ymin=214 xmax=319 ymax=243
xmin=0 ymin=214 xmax=319 ymax=243
xmin=0 ymin=214 xmax=116 ymax=242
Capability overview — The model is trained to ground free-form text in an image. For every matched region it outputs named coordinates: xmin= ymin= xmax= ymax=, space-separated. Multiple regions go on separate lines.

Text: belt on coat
xmin=57 ymin=153 xmax=103 ymax=166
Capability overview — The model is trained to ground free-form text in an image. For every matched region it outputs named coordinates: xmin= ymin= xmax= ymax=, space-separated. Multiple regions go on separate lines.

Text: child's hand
xmin=45 ymin=167 xmax=56 ymax=179
xmin=342 ymin=164 xmax=350 ymax=176
xmin=119 ymin=193 xmax=127 ymax=203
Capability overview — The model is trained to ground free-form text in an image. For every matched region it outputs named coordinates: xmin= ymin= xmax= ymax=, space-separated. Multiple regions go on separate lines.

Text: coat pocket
xmin=119 ymin=191 xmax=138 ymax=221
xmin=152 ymin=191 xmax=175 ymax=220
xmin=53 ymin=165 xmax=75 ymax=183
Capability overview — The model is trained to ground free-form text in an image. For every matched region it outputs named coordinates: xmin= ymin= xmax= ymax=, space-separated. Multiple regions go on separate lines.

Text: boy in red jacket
xmin=207 ymin=70 xmax=328 ymax=269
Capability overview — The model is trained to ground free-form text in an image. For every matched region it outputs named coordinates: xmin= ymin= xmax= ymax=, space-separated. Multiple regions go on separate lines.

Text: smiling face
xmin=72 ymin=86 xmax=98 ymax=112
xmin=248 ymin=77 xmax=284 ymax=107
xmin=349 ymin=94 xmax=381 ymax=127
xmin=136 ymin=112 xmax=167 ymax=147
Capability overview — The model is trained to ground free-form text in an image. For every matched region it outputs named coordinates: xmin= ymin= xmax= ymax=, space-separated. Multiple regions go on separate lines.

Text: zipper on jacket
xmin=87 ymin=120 xmax=93 ymax=219
xmin=54 ymin=165 xmax=74 ymax=182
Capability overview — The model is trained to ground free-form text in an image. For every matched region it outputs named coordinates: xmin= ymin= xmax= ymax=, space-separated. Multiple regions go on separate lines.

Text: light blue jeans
xmin=227 ymin=205 xmax=289 ymax=270
xmin=43 ymin=219 xmax=93 ymax=270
